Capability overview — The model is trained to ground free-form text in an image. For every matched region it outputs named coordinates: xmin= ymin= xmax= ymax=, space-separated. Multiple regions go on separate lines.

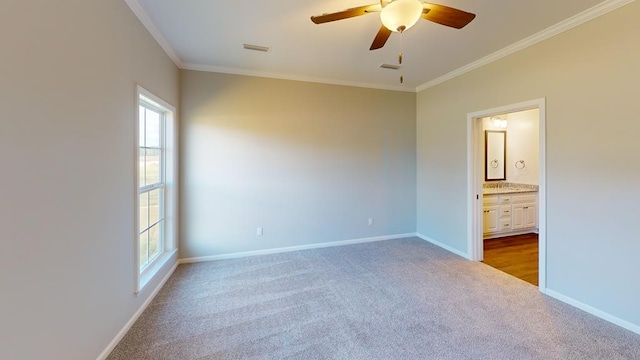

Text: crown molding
xmin=124 ymin=0 xmax=184 ymax=67
xmin=181 ymin=63 xmax=417 ymax=93
xmin=415 ymin=0 xmax=635 ymax=92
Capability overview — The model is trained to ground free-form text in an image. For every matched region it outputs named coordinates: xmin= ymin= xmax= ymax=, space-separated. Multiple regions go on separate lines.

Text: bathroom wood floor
xmin=483 ymin=233 xmax=538 ymax=286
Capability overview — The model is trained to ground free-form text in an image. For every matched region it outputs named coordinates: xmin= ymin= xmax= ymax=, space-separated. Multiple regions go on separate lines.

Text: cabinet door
xmin=524 ymin=204 xmax=537 ymax=228
xmin=483 ymin=206 xmax=499 ymax=233
xmin=512 ymin=205 xmax=524 ymax=230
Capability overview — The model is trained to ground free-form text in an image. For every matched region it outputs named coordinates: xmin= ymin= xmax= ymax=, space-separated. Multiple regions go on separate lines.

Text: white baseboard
xmin=178 ymin=233 xmax=416 ymax=264
xmin=484 ymin=229 xmax=537 ymax=239
xmin=96 ymin=262 xmax=179 ymax=360
xmin=416 ymin=233 xmax=471 ymax=259
xmin=545 ymin=289 xmax=640 ymax=336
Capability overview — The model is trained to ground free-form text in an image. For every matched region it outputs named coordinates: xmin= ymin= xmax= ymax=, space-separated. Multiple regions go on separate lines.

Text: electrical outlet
xmin=368 ymin=218 xmax=373 ymax=226
xmin=257 ymin=227 xmax=263 ymax=236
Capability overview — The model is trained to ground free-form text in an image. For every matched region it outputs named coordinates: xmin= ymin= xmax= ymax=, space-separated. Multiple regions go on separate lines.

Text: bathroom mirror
xmin=485 ymin=130 xmax=506 ymax=181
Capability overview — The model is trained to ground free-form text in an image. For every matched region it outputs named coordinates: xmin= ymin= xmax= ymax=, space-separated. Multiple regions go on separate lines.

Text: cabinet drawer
xmin=512 ymin=194 xmax=537 ymax=204
xmin=499 ymin=218 xmax=512 ymax=231
xmin=483 ymin=195 xmax=499 ymax=206
xmin=499 ymin=195 xmax=512 ymax=205
xmin=499 ymin=206 xmax=512 ymax=217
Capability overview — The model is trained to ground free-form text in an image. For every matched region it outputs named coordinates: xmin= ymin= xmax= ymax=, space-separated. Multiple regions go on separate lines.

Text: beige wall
xmin=417 ymin=2 xmax=639 ymax=329
xmin=180 ymin=71 xmax=416 ymax=259
xmin=0 ymin=1 xmax=179 ymax=359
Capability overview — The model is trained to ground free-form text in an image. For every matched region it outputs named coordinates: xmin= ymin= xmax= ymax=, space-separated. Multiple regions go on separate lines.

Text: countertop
xmin=483 ymin=188 xmax=538 ymax=195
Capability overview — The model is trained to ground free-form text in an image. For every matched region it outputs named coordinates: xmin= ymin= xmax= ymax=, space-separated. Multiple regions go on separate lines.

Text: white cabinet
xmin=483 ymin=206 xmax=499 ymax=233
xmin=524 ymin=204 xmax=537 ymax=228
xmin=512 ymin=205 xmax=524 ymax=229
xmin=483 ymin=192 xmax=538 ymax=238
xmin=512 ymin=203 xmax=536 ymax=230
xmin=483 ymin=196 xmax=499 ymax=235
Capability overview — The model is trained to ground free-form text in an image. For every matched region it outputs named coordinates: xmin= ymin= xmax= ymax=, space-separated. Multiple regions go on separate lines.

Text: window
xmin=135 ymin=86 xmax=177 ymax=293
xmin=139 ymin=101 xmax=164 ymax=269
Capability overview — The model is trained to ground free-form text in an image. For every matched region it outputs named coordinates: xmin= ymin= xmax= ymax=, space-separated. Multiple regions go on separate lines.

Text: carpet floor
xmin=108 ymin=237 xmax=640 ymax=359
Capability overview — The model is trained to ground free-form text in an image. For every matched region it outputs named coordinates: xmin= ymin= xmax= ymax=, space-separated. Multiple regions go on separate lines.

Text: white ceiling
xmin=130 ymin=0 xmax=614 ymax=91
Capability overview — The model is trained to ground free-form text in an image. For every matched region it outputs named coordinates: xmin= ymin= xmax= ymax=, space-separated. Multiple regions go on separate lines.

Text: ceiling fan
xmin=311 ymin=0 xmax=476 ymax=50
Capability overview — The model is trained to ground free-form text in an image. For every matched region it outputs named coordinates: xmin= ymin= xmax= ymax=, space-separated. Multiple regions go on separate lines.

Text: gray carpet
xmin=108 ymin=237 xmax=640 ymax=359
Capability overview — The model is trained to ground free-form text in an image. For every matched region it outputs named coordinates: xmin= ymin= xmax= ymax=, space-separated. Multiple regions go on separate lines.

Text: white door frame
xmin=466 ymin=98 xmax=547 ymax=292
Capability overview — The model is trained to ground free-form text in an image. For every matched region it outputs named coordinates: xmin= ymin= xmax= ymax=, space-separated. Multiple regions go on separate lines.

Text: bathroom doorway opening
xmin=466 ymin=99 xmax=547 ymax=292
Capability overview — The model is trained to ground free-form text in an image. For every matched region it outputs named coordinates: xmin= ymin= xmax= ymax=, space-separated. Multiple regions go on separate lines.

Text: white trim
xmin=466 ymin=111 xmax=478 ymax=260
xmin=537 ymin=100 xmax=547 ymax=292
xmin=416 ymin=0 xmax=634 ymax=92
xmin=137 ymin=249 xmax=177 ymax=293
xmin=181 ymin=63 xmax=416 ymax=93
xmin=178 ymin=233 xmax=416 ymax=264
xmin=96 ymin=262 xmax=179 ymax=360
xmin=545 ymin=289 xmax=640 ymax=336
xmin=483 ymin=229 xmax=538 ymax=240
xmin=136 ymin=85 xmax=176 ymax=113
xmin=139 ymin=182 xmax=165 ymax=193
xmin=123 ymin=0 xmax=183 ymax=67
xmin=466 ymin=98 xmax=547 ymax=290
xmin=415 ymin=233 xmax=470 ymax=259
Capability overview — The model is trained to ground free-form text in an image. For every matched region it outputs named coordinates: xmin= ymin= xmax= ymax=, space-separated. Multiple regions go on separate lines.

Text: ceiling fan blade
xmin=311 ymin=4 xmax=381 ymax=24
xmin=421 ymin=3 xmax=476 ymax=29
xmin=370 ymin=25 xmax=392 ymax=50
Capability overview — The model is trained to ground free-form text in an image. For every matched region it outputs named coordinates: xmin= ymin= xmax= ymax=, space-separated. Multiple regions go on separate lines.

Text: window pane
xmin=139 ymin=192 xmax=149 ymax=232
xmin=149 ymin=222 xmax=161 ymax=260
xmin=139 ymin=230 xmax=149 ymax=270
xmin=145 ymin=108 xmax=161 ymax=148
xmin=149 ymin=188 xmax=160 ymax=226
xmin=138 ymin=148 xmax=146 ymax=187
xmin=145 ymin=148 xmax=161 ymax=185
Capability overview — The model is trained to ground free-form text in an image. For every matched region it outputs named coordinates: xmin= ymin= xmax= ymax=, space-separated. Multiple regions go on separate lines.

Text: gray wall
xmin=0 ymin=1 xmax=180 ymax=359
xmin=180 ymin=71 xmax=416 ymax=258
xmin=417 ymin=3 xmax=639 ymax=328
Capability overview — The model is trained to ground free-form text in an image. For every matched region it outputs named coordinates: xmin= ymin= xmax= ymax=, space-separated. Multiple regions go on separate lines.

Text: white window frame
xmin=134 ymin=85 xmax=178 ymax=294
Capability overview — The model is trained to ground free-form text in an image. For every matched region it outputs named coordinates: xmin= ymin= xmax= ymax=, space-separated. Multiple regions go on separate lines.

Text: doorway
xmin=466 ymin=99 xmax=547 ymax=292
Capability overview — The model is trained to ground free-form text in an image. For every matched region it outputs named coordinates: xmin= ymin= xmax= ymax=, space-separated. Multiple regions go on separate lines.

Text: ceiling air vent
xmin=243 ymin=43 xmax=270 ymax=52
xmin=379 ymin=63 xmax=402 ymax=70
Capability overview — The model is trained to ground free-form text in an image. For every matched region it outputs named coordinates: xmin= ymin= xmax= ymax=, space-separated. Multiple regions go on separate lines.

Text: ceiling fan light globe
xmin=380 ymin=0 xmax=423 ymax=32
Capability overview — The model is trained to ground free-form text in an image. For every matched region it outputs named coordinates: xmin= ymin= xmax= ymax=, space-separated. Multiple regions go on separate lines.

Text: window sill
xmin=136 ymin=249 xmax=178 ymax=295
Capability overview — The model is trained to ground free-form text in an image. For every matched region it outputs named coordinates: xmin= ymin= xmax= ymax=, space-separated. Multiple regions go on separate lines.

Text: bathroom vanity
xmin=483 ymin=187 xmax=538 ymax=239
